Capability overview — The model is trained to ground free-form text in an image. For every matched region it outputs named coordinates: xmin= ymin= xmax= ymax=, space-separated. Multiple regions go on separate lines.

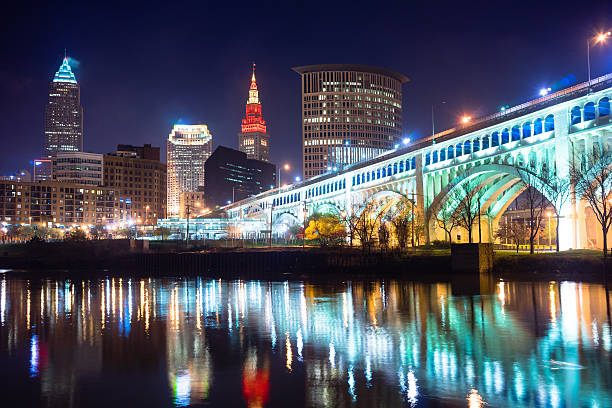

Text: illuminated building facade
xmin=0 ymin=180 xmax=130 ymax=226
xmin=43 ymin=56 xmax=84 ymax=157
xmin=204 ymin=146 xmax=275 ymax=209
xmin=52 ymin=152 xmax=104 ymax=187
xmin=103 ymin=148 xmax=167 ymax=224
xmin=238 ymin=65 xmax=270 ymax=162
xmin=292 ymin=64 xmax=408 ymax=179
xmin=179 ymin=189 xmax=206 ymax=218
xmin=167 ymin=125 xmax=213 ymax=217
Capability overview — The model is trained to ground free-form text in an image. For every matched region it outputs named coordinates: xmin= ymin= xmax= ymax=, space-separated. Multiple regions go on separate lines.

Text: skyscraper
xmin=166 ymin=124 xmax=213 ymax=217
xmin=44 ymin=55 xmax=84 ymax=157
xmin=292 ymin=64 xmax=408 ymax=179
xmin=238 ymin=64 xmax=269 ymax=162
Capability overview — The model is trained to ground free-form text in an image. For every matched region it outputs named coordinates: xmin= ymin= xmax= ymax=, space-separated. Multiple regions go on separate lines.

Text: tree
xmin=436 ymin=201 xmax=460 ymax=244
xmin=451 ymin=179 xmax=485 ymax=243
xmin=377 ymin=222 xmax=390 ymax=251
xmin=541 ymin=170 xmax=571 ymax=252
xmin=65 ymin=228 xmax=88 ymax=241
xmin=89 ymin=225 xmax=106 ymax=240
xmin=515 ymin=165 xmax=548 ymax=254
xmin=388 ymin=199 xmax=412 ymax=249
xmin=304 ymin=214 xmax=346 ymax=247
xmin=153 ymin=226 xmax=172 ymax=240
xmin=570 ymin=150 xmax=612 ymax=257
xmin=347 ymin=200 xmax=385 ymax=253
xmin=118 ymin=227 xmax=137 ymax=239
xmin=495 ymin=220 xmax=529 ymax=253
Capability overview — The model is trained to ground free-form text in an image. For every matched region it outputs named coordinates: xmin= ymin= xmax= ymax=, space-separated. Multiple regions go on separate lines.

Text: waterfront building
xmin=0 ymin=180 xmax=130 ymax=226
xmin=32 ymin=158 xmax=53 ymax=182
xmin=44 ymin=56 xmax=84 ymax=157
xmin=179 ymin=190 xmax=206 ymax=218
xmin=115 ymin=144 xmax=160 ymax=161
xmin=103 ymin=147 xmax=167 ymax=224
xmin=52 ymin=152 xmax=104 ymax=187
xmin=238 ymin=65 xmax=270 ymax=162
xmin=0 ymin=170 xmax=31 ymax=182
xmin=292 ymin=64 xmax=408 ymax=179
xmin=156 ymin=217 xmax=267 ymax=240
xmin=204 ymin=146 xmax=275 ymax=209
xmin=166 ymin=124 xmax=213 ymax=217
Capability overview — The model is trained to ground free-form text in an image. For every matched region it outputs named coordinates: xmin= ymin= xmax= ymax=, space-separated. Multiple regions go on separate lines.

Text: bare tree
xmin=570 ymin=150 xmax=612 ymax=257
xmin=541 ymin=169 xmax=571 ymax=252
xmin=495 ymin=220 xmax=529 ymax=253
xmin=515 ymin=166 xmax=548 ymax=254
xmin=451 ymin=179 xmax=485 ymax=243
xmin=436 ymin=201 xmax=460 ymax=244
xmin=388 ymin=198 xmax=411 ymax=249
xmin=348 ymin=200 xmax=385 ymax=253
xmin=377 ymin=222 xmax=390 ymax=251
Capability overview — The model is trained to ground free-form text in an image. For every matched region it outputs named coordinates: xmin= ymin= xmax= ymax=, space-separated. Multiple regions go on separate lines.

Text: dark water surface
xmin=0 ymin=273 xmax=611 ymax=407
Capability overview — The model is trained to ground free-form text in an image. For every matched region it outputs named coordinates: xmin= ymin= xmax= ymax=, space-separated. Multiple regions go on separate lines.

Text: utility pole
xmin=410 ymin=192 xmax=415 ymax=248
xmin=185 ymin=204 xmax=191 ymax=244
xmin=269 ymin=201 xmax=274 ymax=248
xmin=478 ymin=196 xmax=482 ymax=243
xmin=302 ymin=200 xmax=307 ymax=249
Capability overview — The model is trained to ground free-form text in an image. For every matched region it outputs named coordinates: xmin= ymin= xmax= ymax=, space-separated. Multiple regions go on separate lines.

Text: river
xmin=0 ymin=273 xmax=610 ymax=407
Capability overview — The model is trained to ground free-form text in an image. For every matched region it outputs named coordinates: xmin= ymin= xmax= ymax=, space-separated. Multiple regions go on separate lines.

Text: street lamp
xmin=461 ymin=115 xmax=472 ymax=124
xmin=588 ymin=31 xmax=611 ymax=90
xmin=278 ymin=163 xmax=290 ymax=189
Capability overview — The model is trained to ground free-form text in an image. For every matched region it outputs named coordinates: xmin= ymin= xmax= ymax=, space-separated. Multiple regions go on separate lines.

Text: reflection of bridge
xmin=226 ymin=74 xmax=612 ymax=249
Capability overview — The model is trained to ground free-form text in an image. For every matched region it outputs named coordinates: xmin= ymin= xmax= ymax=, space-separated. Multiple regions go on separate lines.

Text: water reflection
xmin=0 ymin=275 xmax=611 ymax=407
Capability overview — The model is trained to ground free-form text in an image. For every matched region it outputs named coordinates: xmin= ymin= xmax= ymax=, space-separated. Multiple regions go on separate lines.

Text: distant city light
xmin=326 ymin=166 xmax=332 ymax=171
xmin=394 ymin=144 xmax=399 ymax=149
xmin=402 ymin=138 xmax=411 ymax=145
xmin=461 ymin=115 xmax=472 ymax=124
xmin=295 ymin=176 xmax=301 ymax=182
xmin=596 ymin=31 xmax=611 ymax=43
xmin=227 ymin=200 xmax=231 ymax=204
xmin=332 ymin=166 xmax=337 ymax=171
xmin=499 ymin=105 xmax=509 ymax=112
xmin=539 ymin=87 xmax=552 ymax=96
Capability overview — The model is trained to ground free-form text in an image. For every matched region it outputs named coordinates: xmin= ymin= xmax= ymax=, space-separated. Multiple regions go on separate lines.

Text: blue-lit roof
xmin=53 ymin=58 xmax=77 ymax=84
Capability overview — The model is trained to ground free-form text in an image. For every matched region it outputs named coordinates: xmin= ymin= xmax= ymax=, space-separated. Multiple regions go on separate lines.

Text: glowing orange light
xmin=596 ymin=32 xmax=611 ymax=43
xmin=461 ymin=115 xmax=472 ymax=124
xmin=283 ymin=164 xmax=290 ymax=171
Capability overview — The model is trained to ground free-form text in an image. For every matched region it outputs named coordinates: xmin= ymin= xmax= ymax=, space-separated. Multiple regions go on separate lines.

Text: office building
xmin=0 ymin=180 xmax=130 ymax=226
xmin=238 ymin=64 xmax=270 ymax=162
xmin=52 ymin=152 xmax=104 ymax=187
xmin=179 ymin=189 xmax=206 ymax=218
xmin=44 ymin=55 xmax=84 ymax=157
xmin=166 ymin=124 xmax=212 ymax=216
xmin=292 ymin=64 xmax=408 ymax=179
xmin=33 ymin=159 xmax=53 ymax=182
xmin=0 ymin=170 xmax=31 ymax=182
xmin=204 ymin=146 xmax=275 ymax=209
xmin=115 ymin=144 xmax=160 ymax=161
xmin=103 ymin=148 xmax=167 ymax=224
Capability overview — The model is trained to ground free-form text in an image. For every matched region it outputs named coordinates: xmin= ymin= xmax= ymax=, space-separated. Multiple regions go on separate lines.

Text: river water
xmin=0 ymin=274 xmax=610 ymax=407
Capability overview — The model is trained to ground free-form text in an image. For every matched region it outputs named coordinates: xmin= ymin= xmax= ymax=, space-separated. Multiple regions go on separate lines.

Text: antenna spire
xmin=64 ymin=48 xmax=67 ymax=60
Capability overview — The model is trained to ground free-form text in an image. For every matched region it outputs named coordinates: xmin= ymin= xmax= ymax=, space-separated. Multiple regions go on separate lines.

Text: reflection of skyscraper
xmin=166 ymin=125 xmax=213 ymax=216
xmin=238 ymin=64 xmax=270 ymax=162
xmin=44 ymin=55 xmax=84 ymax=158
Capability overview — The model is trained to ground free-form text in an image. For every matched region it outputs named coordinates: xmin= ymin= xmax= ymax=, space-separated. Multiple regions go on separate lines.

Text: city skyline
xmin=1 ymin=2 xmax=611 ymax=179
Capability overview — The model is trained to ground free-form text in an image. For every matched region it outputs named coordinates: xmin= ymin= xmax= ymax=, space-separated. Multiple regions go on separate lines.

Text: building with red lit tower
xmin=238 ymin=64 xmax=270 ymax=162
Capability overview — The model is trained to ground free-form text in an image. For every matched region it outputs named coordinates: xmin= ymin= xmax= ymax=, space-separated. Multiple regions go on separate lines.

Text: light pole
xmin=278 ymin=163 xmax=290 ymax=189
xmin=431 ymin=101 xmax=446 ymax=145
xmin=302 ymin=201 xmax=308 ymax=249
xmin=587 ymin=31 xmax=611 ymax=91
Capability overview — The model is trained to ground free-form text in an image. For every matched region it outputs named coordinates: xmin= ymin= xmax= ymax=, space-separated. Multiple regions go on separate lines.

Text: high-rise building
xmin=44 ymin=56 xmax=84 ymax=157
xmin=115 ymin=144 xmax=160 ymax=161
xmin=166 ymin=124 xmax=213 ymax=217
xmin=103 ymin=148 xmax=167 ymax=224
xmin=238 ymin=65 xmax=270 ymax=162
xmin=204 ymin=146 xmax=275 ymax=209
xmin=292 ymin=64 xmax=408 ymax=179
xmin=52 ymin=152 xmax=104 ymax=187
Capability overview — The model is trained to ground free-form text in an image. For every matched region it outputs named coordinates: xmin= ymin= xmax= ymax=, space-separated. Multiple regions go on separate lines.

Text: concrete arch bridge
xmin=225 ymin=74 xmax=612 ymax=250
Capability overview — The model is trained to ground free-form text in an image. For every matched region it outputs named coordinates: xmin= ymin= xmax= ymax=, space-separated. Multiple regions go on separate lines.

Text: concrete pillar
xmin=553 ymin=107 xmax=576 ymax=250
xmin=415 ymin=155 xmax=429 ymax=244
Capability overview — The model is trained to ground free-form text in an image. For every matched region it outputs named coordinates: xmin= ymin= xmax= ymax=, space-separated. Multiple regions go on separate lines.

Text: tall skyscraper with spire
xmin=43 ymin=54 xmax=83 ymax=157
xmin=238 ymin=64 xmax=269 ymax=162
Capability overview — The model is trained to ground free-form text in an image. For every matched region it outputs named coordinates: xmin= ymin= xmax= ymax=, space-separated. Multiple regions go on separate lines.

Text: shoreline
xmin=1 ymin=243 xmax=611 ymax=284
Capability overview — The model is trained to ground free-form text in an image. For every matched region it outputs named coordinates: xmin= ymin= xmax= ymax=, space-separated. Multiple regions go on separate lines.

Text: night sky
xmin=1 ymin=1 xmax=611 ymax=179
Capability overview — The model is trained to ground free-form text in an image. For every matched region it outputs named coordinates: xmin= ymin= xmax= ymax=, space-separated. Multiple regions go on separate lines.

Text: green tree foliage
xmin=153 ymin=226 xmax=172 ymax=240
xmin=65 ymin=228 xmax=88 ymax=242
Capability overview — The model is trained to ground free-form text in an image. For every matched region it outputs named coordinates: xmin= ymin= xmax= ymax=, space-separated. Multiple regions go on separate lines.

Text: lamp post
xmin=431 ymin=101 xmax=446 ymax=145
xmin=278 ymin=163 xmax=290 ymax=189
xmin=302 ymin=201 xmax=308 ymax=249
xmin=588 ymin=31 xmax=611 ymax=91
